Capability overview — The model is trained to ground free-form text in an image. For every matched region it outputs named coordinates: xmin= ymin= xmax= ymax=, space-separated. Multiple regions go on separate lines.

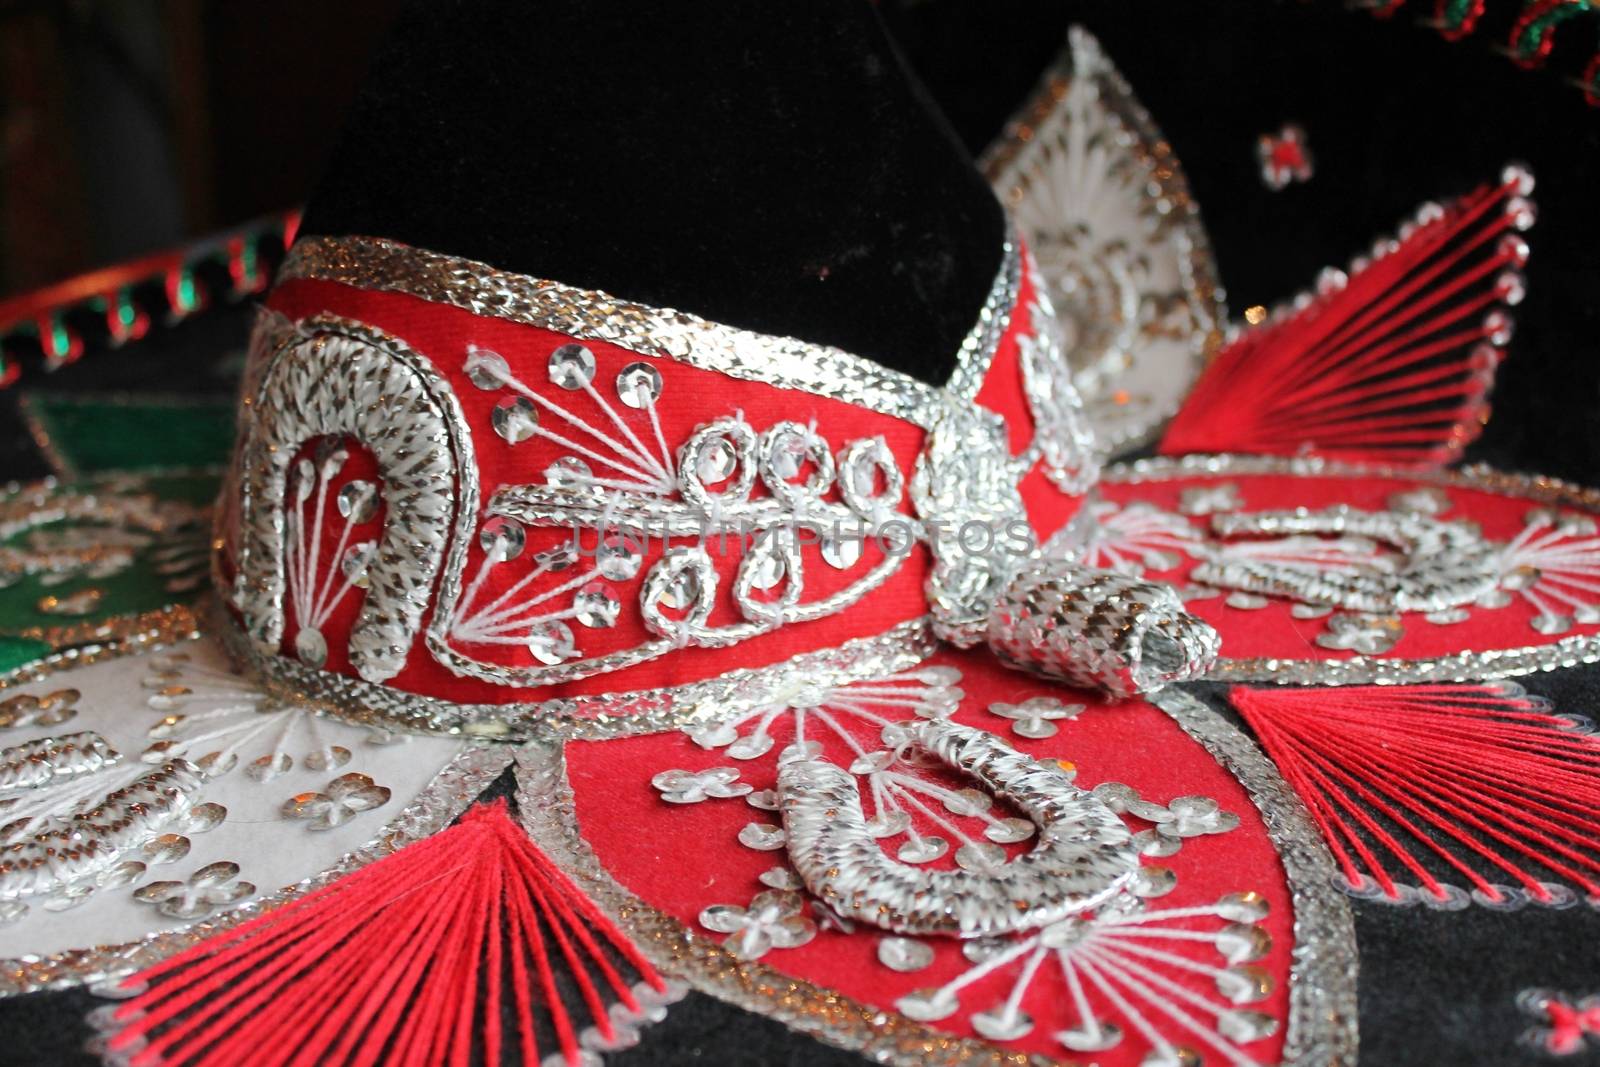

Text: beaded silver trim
xmin=1147 ymin=687 xmax=1360 ymax=1066
xmin=279 ymin=234 xmax=1021 ymax=430
xmin=1109 ymin=454 xmax=1600 ymax=685
xmin=778 ymin=719 xmax=1137 ymax=937
xmin=513 ymin=685 xmax=1359 ymax=1065
xmin=219 ymin=602 xmax=937 ymax=741
xmin=0 ymin=742 xmax=508 ymax=996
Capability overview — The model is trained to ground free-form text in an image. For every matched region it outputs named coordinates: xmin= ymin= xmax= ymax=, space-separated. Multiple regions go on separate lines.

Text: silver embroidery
xmin=778 ymin=719 xmax=1137 ymax=937
xmin=234 ymin=317 xmax=476 ymax=683
xmin=983 ymin=27 xmax=1224 ymax=453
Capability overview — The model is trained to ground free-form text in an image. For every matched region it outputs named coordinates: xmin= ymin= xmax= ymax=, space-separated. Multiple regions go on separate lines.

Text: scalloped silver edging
xmin=1108 ymin=454 xmax=1600 ymax=685
xmin=0 ymin=743 xmax=510 ymax=996
xmin=514 ymin=685 xmax=1359 ymax=1066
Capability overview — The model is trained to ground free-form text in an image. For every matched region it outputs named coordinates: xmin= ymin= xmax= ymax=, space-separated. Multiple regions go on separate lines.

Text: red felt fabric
xmin=563 ymin=646 xmax=1294 ymax=1065
xmin=235 ymin=253 xmax=1074 ymax=712
xmin=1100 ymin=469 xmax=1598 ymax=663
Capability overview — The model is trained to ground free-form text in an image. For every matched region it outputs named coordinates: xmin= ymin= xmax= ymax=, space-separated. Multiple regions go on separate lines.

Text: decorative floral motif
xmin=281 ymin=773 xmax=392 ymax=830
xmin=1519 ymin=989 xmax=1600 ymax=1057
xmin=1314 ymin=613 xmax=1404 ymax=654
xmin=132 ymin=861 xmax=255 ymax=920
xmin=142 ymin=653 xmax=386 ymax=780
xmin=983 ymin=27 xmax=1223 ymax=452
xmin=698 ymin=890 xmax=818 ymax=961
xmin=0 ymin=688 xmax=80 ymax=729
xmin=442 ymin=343 xmax=923 ymax=685
xmin=987 ymin=697 xmax=1084 ymax=739
xmin=1179 ymin=484 xmax=1242 ymax=516
xmin=651 ymin=767 xmax=752 ymax=804
xmin=894 ymin=892 xmax=1276 ymax=1058
xmin=1258 ymin=124 xmax=1313 ymax=190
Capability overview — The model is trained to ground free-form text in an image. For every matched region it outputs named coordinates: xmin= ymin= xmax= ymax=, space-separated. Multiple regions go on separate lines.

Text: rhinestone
xmin=536 ymin=542 xmax=581 ymax=572
xmin=955 ymin=842 xmax=1006 ymax=872
xmin=336 ymin=480 xmax=379 ymax=522
xmin=877 ymin=936 xmax=934 ymax=973
xmin=972 ymin=1007 xmax=1033 ymax=1041
xmin=1134 ymin=866 xmax=1177 ymax=898
xmin=897 ymin=836 xmax=948 ymax=863
xmin=1216 ymin=891 xmax=1270 ymax=923
xmin=548 ymin=344 xmax=597 ymax=389
xmin=759 ymin=867 xmax=802 ymax=890
xmin=821 ymin=533 xmax=863 ymax=569
xmin=528 ymin=621 xmax=576 ymax=665
xmin=696 ymin=438 xmax=737 ymax=484
xmin=1134 ymin=829 xmax=1181 ymax=857
xmin=491 ymin=396 xmax=540 ymax=444
xmin=1533 ymin=613 xmax=1572 ymax=635
xmin=341 ymin=543 xmax=375 ymax=588
xmin=659 ymin=566 xmax=701 ymax=611
xmin=895 ymin=989 xmax=958 ymax=1022
xmin=574 ymin=582 xmax=621 ymax=628
xmin=1216 ymin=965 xmax=1273 ymax=1004
xmin=865 ymin=810 xmax=911 ymax=838
xmin=194 ymin=751 xmax=238 ymax=776
xmin=305 ymin=746 xmax=352 ymax=771
xmin=596 ymin=534 xmax=643 ymax=580
xmin=545 ymin=456 xmax=593 ymax=488
xmin=1218 ymin=1009 xmax=1278 ymax=1043
xmin=1057 ymin=1022 xmax=1122 ymax=1051
xmin=738 ymin=822 xmax=786 ymax=851
xmin=985 ymin=817 xmax=1034 ymax=844
xmin=1216 ymin=922 xmax=1271 ymax=962
xmin=142 ymin=834 xmax=190 ymax=864
xmin=1141 ymin=1047 xmax=1201 ymax=1067
xmin=294 ymin=628 xmax=327 ymax=669
xmin=616 ymin=362 xmax=663 ymax=408
xmin=465 ymin=347 xmax=510 ymax=389
xmin=184 ymin=803 xmax=227 ymax=832
xmin=480 ymin=516 xmax=526 ymax=560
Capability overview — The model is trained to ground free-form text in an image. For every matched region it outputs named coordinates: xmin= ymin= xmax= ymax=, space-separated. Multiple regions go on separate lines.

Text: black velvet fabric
xmin=298 ymin=0 xmax=1004 ymax=385
xmin=886 ymin=0 xmax=1600 ymax=484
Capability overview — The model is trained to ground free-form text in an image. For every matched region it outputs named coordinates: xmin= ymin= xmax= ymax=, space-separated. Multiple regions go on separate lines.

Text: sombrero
xmin=2 ymin=3 xmax=1598 ymax=1066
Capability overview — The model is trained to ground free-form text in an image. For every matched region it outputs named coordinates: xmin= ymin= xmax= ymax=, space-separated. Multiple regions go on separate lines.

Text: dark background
xmin=1 ymin=2 xmax=1597 ymax=1065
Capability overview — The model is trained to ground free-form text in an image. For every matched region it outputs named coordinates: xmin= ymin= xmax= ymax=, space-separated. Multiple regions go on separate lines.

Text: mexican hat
xmin=2 ymin=3 xmax=1598 ymax=1066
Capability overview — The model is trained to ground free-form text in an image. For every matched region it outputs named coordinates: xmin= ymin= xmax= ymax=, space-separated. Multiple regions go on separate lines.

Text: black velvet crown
xmin=298 ymin=0 xmax=1004 ymax=387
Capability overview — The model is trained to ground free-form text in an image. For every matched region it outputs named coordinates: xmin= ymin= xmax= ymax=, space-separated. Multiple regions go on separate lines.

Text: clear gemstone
xmin=574 ymin=582 xmax=621 ymax=628
xmin=1218 ymin=1010 xmax=1278 ymax=1043
xmin=545 ymin=456 xmax=592 ymax=488
xmin=548 ymin=344 xmax=596 ymax=389
xmin=341 ymin=543 xmax=375 ymax=588
xmin=597 ymin=534 xmax=643 ymax=580
xmin=336 ymin=480 xmax=378 ymax=522
xmin=528 ymin=621 xmax=576 ymax=665
xmin=616 ymin=362 xmax=662 ymax=408
xmin=479 ymin=516 xmax=526 ymax=560
xmin=1216 ymin=965 xmax=1274 ymax=1004
xmin=1217 ymin=890 xmax=1270 ymax=923
xmin=491 ymin=396 xmax=540 ymax=444
xmin=465 ymin=347 xmax=510 ymax=389
xmin=696 ymin=439 xmax=737 ymax=484
xmin=876 ymin=936 xmax=934 ymax=973
xmin=972 ymin=1007 xmax=1033 ymax=1041
xmin=895 ymin=989 xmax=958 ymax=1022
xmin=1057 ymin=1022 xmax=1122 ymax=1051
xmin=294 ymin=627 xmax=327 ymax=668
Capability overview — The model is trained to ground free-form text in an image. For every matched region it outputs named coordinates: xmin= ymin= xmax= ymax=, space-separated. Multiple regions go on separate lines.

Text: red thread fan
xmin=1160 ymin=167 xmax=1534 ymax=467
